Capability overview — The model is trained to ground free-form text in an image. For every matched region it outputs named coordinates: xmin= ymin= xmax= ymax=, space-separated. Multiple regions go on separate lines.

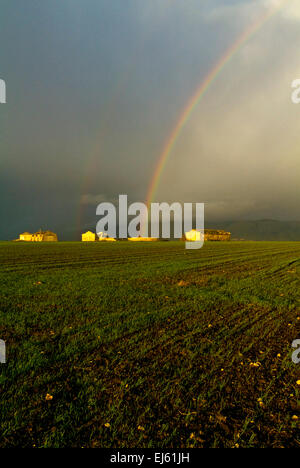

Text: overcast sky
xmin=1 ymin=0 xmax=300 ymax=239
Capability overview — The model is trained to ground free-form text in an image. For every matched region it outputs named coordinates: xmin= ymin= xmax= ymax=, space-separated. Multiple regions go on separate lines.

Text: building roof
xmin=33 ymin=231 xmax=57 ymax=236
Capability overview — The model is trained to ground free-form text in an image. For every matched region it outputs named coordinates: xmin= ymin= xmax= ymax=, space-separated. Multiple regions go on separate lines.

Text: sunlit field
xmin=0 ymin=241 xmax=299 ymax=448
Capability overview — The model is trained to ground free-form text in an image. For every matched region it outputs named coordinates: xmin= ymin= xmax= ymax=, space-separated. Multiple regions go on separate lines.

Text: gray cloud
xmin=153 ymin=0 xmax=300 ymax=221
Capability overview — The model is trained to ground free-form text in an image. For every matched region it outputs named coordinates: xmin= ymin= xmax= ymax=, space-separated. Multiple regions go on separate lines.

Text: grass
xmin=0 ymin=240 xmax=299 ymax=448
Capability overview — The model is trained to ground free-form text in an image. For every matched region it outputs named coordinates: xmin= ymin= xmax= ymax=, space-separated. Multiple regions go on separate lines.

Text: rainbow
xmin=145 ymin=0 xmax=290 ymax=212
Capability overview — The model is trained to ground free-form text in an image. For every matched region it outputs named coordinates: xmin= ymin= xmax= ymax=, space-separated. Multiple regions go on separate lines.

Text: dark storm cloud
xmin=1 ymin=0 xmax=300 ymax=239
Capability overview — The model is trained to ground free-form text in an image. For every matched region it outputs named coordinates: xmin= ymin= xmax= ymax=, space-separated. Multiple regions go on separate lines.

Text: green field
xmin=0 ymin=241 xmax=299 ymax=448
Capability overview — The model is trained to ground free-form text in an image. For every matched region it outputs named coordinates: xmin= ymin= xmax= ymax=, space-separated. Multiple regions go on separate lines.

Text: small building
xmin=19 ymin=230 xmax=58 ymax=242
xmin=205 ymin=229 xmax=231 ymax=241
xmin=44 ymin=231 xmax=58 ymax=242
xmin=81 ymin=231 xmax=117 ymax=242
xmin=184 ymin=229 xmax=231 ymax=242
xmin=32 ymin=230 xmax=58 ymax=242
xmin=19 ymin=232 xmax=33 ymax=242
xmin=128 ymin=237 xmax=158 ymax=242
xmin=97 ymin=232 xmax=116 ymax=242
xmin=185 ymin=230 xmax=204 ymax=242
xmin=82 ymin=231 xmax=97 ymax=242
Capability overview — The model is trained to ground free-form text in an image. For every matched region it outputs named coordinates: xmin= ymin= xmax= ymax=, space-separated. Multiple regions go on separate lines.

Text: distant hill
xmin=209 ymin=220 xmax=300 ymax=241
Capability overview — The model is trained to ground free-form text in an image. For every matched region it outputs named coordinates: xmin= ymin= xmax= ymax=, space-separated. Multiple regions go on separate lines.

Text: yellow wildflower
xmin=250 ymin=362 xmax=261 ymax=368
